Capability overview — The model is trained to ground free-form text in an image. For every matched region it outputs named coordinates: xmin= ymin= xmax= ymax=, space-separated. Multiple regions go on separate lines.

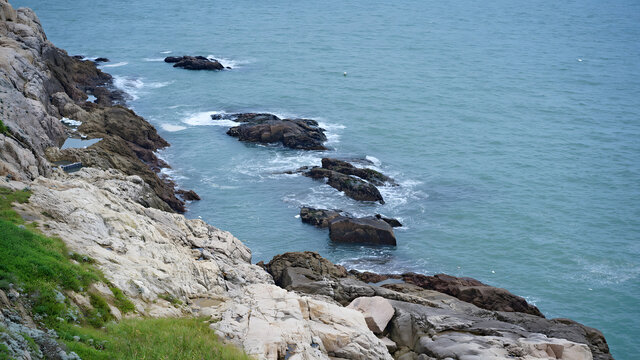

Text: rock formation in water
xmin=0 ymin=1 xmax=613 ymax=359
xmin=164 ymin=55 xmax=226 ymax=70
xmin=220 ymin=112 xmax=329 ymax=150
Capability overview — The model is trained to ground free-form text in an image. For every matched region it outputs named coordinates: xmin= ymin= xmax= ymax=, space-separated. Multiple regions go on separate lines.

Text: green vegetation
xmin=0 ymin=119 xmax=7 ymax=134
xmin=0 ymin=187 xmax=251 ymax=359
xmin=110 ymin=286 xmax=135 ymax=313
xmin=60 ymin=318 xmax=251 ymax=360
xmin=158 ymin=292 xmax=183 ymax=306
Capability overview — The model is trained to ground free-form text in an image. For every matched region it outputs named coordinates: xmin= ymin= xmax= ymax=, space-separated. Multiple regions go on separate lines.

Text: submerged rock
xmin=164 ymin=55 xmax=225 ymax=70
xmin=223 ymin=113 xmax=328 ymax=150
xmin=329 ymin=216 xmax=397 ymax=245
xmin=94 ymin=57 xmax=109 ymax=63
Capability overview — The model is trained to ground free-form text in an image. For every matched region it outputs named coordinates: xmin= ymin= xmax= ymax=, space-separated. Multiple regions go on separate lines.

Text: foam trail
xmin=144 ymin=57 xmax=165 ymax=62
xmin=182 ymin=111 xmax=236 ymax=126
xmin=113 ymin=75 xmax=144 ymax=100
xmin=160 ymin=123 xmax=187 ymax=132
xmin=161 ymin=50 xmax=172 ymax=54
xmin=101 ymin=61 xmax=128 ymax=68
xmin=206 ymin=54 xmax=250 ymax=69
xmin=366 ymin=155 xmax=382 ymax=167
xmin=61 ymin=117 xmax=82 ymax=126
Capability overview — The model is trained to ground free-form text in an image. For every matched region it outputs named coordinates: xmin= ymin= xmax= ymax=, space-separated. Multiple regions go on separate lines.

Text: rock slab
xmin=347 ymin=296 xmax=395 ymax=334
xmin=329 ymin=216 xmax=396 ymax=245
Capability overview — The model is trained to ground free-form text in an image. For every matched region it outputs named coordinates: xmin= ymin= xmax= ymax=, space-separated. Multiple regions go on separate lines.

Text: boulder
xmin=305 ymin=168 xmax=384 ymax=203
xmin=224 ymin=113 xmax=328 ymax=150
xmin=164 ymin=56 xmax=225 ymax=70
xmin=300 ymin=207 xmax=342 ymax=228
xmin=347 ymin=296 xmax=395 ymax=334
xmin=94 ymin=57 xmax=109 ymax=63
xmin=329 ymin=216 xmax=396 ymax=245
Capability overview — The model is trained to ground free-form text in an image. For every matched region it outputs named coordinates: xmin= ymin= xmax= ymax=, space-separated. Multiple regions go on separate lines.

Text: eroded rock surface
xmin=221 ymin=113 xmax=328 ymax=150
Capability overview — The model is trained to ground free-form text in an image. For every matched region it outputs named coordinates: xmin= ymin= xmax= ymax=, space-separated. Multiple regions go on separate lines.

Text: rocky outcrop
xmin=321 ymin=158 xmax=395 ymax=186
xmin=221 ymin=113 xmax=328 ymax=150
xmin=263 ymin=252 xmax=612 ymax=360
xmin=351 ymin=271 xmax=544 ymax=317
xmin=164 ymin=56 xmax=225 ymax=70
xmin=305 ymin=167 xmax=384 ymax=203
xmin=329 ymin=216 xmax=397 ymax=245
xmin=0 ymin=1 xmax=185 ymax=212
xmin=303 ymin=158 xmax=393 ymax=203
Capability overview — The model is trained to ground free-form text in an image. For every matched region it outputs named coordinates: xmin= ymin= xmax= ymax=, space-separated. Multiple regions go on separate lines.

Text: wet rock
xmin=347 ymin=296 xmax=395 ymax=334
xmin=300 ymin=207 xmax=342 ymax=228
xmin=94 ymin=57 xmax=109 ymax=63
xmin=329 ymin=216 xmax=396 ymax=245
xmin=376 ymin=214 xmax=402 ymax=227
xmin=321 ymin=158 xmax=394 ymax=186
xmin=177 ymin=189 xmax=201 ymax=201
xmin=305 ymin=168 xmax=384 ymax=203
xmin=224 ymin=113 xmax=328 ymax=150
xmin=164 ymin=56 xmax=224 ymax=70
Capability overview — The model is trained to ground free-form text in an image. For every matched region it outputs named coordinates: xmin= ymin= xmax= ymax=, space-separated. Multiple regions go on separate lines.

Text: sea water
xmin=12 ymin=0 xmax=640 ymax=357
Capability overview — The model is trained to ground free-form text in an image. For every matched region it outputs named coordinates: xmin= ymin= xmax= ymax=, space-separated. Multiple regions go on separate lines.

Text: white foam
xmin=61 ymin=117 xmax=82 ymax=127
xmin=206 ymin=54 xmax=250 ymax=69
xmin=366 ymin=155 xmax=382 ymax=167
xmin=113 ymin=75 xmax=144 ymax=100
xmin=101 ymin=61 xmax=128 ymax=68
xmin=86 ymin=95 xmax=97 ymax=103
xmin=144 ymin=57 xmax=165 ymax=62
xmin=182 ymin=111 xmax=237 ymax=126
xmin=160 ymin=123 xmax=187 ymax=132
xmin=161 ymin=50 xmax=172 ymax=54
xmin=146 ymin=81 xmax=173 ymax=89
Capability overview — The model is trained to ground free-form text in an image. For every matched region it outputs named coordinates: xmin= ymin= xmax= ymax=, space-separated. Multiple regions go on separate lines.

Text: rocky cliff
xmin=0 ymin=1 xmax=612 ymax=359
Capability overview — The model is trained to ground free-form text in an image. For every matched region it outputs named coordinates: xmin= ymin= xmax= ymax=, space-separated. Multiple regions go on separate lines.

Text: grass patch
xmin=0 ymin=343 xmax=11 ymax=360
xmin=110 ymin=286 xmax=135 ymax=314
xmin=0 ymin=119 xmax=7 ymax=134
xmin=158 ymin=293 xmax=183 ymax=306
xmin=59 ymin=318 xmax=251 ymax=360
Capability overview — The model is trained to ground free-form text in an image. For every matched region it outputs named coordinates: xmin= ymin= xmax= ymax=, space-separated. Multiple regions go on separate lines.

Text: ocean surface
xmin=13 ymin=0 xmax=640 ymax=357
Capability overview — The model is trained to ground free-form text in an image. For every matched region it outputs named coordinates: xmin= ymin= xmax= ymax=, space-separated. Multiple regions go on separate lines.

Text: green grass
xmin=0 ymin=187 xmax=251 ymax=359
xmin=158 ymin=293 xmax=183 ymax=306
xmin=0 ymin=119 xmax=7 ymax=134
xmin=59 ymin=318 xmax=252 ymax=360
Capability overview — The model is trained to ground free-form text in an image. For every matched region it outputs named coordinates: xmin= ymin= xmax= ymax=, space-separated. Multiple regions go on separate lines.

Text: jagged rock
xmin=321 ymin=158 xmax=394 ymax=186
xmin=380 ymin=337 xmax=398 ymax=353
xmin=300 ymin=207 xmax=342 ymax=228
xmin=329 ymin=216 xmax=396 ymax=245
xmin=347 ymin=296 xmax=395 ymax=334
xmin=223 ymin=113 xmax=328 ymax=150
xmin=305 ymin=168 xmax=384 ymax=203
xmin=164 ymin=56 xmax=224 ymax=70
xmin=177 ymin=189 xmax=201 ymax=201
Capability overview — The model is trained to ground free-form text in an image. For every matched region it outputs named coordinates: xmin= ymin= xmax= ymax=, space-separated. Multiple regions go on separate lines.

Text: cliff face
xmin=0 ymin=1 xmax=612 ymax=359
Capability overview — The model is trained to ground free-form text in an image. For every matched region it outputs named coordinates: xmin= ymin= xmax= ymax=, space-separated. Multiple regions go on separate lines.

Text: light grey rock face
xmin=211 ymin=284 xmax=393 ymax=360
xmin=387 ymin=299 xmax=595 ymax=360
xmin=347 ymin=296 xmax=395 ymax=334
xmin=12 ymin=169 xmax=272 ymax=317
xmin=0 ymin=1 xmax=66 ymax=180
xmin=8 ymin=170 xmax=393 ymax=359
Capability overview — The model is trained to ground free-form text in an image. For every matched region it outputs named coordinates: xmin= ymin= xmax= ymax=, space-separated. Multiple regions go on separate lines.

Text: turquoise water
xmin=13 ymin=0 xmax=640 ymax=357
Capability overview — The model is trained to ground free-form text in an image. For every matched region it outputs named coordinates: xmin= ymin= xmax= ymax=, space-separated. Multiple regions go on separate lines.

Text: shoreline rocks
xmin=221 ymin=113 xmax=328 ymax=150
xmin=164 ymin=55 xmax=226 ymax=70
xmin=262 ymin=251 xmax=612 ymax=360
xmin=330 ymin=216 xmax=397 ymax=246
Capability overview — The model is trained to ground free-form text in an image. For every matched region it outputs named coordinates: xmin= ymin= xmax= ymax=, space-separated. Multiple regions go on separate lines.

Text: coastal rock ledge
xmin=0 ymin=1 xmax=613 ymax=360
